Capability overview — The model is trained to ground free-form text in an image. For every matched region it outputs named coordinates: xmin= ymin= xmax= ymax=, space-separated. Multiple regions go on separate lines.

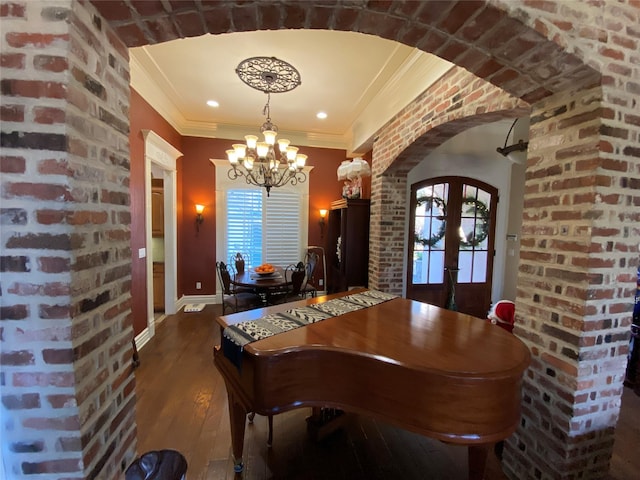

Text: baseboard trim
xmin=177 ymin=294 xmax=219 ymax=310
xmin=135 ymin=327 xmax=152 ymax=351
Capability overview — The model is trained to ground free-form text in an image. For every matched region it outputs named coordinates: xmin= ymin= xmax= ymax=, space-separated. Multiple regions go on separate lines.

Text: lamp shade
xmin=337 ymin=160 xmax=351 ymax=181
xmin=347 ymin=157 xmax=370 ymax=179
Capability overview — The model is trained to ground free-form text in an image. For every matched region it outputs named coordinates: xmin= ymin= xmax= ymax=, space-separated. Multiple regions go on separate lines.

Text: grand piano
xmin=214 ymin=289 xmax=530 ymax=479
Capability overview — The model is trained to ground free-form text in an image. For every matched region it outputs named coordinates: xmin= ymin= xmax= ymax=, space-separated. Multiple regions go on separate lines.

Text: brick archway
xmin=3 ymin=1 xmax=637 ymax=479
xmin=366 ymin=65 xmax=530 ymax=294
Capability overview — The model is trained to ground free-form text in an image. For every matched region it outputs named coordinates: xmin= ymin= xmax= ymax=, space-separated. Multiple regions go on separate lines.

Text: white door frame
xmin=142 ymin=130 xmax=182 ymax=338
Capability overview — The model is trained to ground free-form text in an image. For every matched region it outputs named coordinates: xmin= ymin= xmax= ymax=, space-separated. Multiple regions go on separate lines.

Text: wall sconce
xmin=496 ymin=118 xmax=529 ymax=163
xmin=195 ymin=204 xmax=205 ymax=233
xmin=319 ymin=209 xmax=327 ymax=239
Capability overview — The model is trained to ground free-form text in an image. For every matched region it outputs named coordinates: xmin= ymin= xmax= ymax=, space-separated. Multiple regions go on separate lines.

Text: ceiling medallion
xmin=235 ymin=56 xmax=302 ymax=93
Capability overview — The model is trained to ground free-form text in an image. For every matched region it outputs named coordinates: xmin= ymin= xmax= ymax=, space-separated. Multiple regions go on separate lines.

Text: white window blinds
xmin=225 ymin=189 xmax=303 ymax=268
xmin=264 ymin=190 xmax=302 ymax=267
xmin=226 ymin=190 xmax=262 ymax=266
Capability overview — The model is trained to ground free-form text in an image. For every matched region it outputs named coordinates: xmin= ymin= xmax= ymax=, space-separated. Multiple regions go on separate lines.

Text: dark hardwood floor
xmin=134 ymin=305 xmax=639 ymax=479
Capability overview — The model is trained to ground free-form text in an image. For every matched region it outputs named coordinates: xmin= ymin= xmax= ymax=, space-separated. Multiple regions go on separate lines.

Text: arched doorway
xmin=408 ymin=176 xmax=497 ymax=318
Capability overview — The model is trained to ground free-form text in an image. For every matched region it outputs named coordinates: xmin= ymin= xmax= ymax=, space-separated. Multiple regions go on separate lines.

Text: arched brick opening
xmin=367 ymin=65 xmax=531 ymax=294
xmin=2 ymin=1 xmax=637 ymax=479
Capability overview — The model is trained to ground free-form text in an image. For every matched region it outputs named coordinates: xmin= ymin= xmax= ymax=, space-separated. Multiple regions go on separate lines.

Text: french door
xmin=407 ymin=177 xmax=497 ymax=318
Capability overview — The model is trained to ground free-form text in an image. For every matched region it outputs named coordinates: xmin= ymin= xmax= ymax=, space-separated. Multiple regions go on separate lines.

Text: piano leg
xmin=226 ymin=390 xmax=248 ymax=473
xmin=468 ymin=444 xmax=490 ymax=480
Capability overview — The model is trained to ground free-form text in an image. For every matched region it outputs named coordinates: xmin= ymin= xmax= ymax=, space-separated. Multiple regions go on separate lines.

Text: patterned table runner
xmin=222 ymin=290 xmax=398 ymax=369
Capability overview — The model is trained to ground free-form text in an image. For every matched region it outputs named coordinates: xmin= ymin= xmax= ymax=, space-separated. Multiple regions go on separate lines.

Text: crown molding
xmin=349 ymin=52 xmax=453 ymax=153
xmin=130 ymin=53 xmax=185 ymax=133
xmin=182 ymin=121 xmax=347 ymax=151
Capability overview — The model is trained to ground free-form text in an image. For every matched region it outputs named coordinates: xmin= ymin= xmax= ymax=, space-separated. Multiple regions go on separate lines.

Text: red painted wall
xmin=178 ymin=136 xmax=221 ymax=297
xmin=129 ymin=90 xmax=356 ymax=334
xmin=129 ymin=89 xmax=182 ymax=335
xmin=178 ymin=136 xmax=349 ymax=296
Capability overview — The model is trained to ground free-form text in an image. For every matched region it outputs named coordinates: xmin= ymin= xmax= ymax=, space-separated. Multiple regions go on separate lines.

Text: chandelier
xmin=226 ymin=56 xmax=308 ymax=196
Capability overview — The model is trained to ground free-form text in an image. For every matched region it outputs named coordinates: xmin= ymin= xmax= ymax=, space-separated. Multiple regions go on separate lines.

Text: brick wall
xmin=504 ymin=84 xmax=637 ymax=478
xmin=1 ymin=1 xmax=135 ymax=478
xmin=2 ymin=1 xmax=638 ymax=479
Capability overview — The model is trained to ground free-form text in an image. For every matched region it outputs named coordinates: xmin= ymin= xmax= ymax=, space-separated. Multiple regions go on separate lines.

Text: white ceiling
xmin=129 ymin=29 xmax=455 ymax=155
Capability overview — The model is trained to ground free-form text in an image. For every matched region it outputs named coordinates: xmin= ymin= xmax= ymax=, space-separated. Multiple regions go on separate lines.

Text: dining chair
xmin=267 ymin=262 xmax=306 ymax=305
xmin=228 ymin=253 xmax=257 ymax=294
xmin=301 ymin=251 xmax=319 ymax=298
xmin=233 ymin=252 xmax=247 ymax=274
xmin=216 ymin=261 xmax=263 ymax=314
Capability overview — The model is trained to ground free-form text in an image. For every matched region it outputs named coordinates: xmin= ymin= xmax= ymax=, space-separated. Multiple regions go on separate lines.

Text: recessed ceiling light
xmin=316 ymin=111 xmax=327 ymax=119
xmin=207 ymin=100 xmax=219 ymax=107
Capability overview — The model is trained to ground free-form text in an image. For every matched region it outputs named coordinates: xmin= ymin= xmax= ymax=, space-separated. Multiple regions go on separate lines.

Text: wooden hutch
xmin=325 ymin=198 xmax=370 ymax=293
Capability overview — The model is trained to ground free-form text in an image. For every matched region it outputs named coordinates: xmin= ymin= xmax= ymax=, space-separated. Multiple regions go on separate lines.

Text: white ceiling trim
xmin=349 ymin=53 xmax=453 ymax=154
xmin=182 ymin=121 xmax=347 ymax=150
xmin=130 ymin=54 xmax=184 ymax=134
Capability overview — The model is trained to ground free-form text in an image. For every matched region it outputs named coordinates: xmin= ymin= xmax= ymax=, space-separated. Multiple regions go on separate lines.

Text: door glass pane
xmin=413 ymin=183 xmax=448 ymax=284
xmin=428 ymin=251 xmax=445 ymax=283
xmin=458 ymin=251 xmax=472 ymax=283
xmin=457 ymin=184 xmax=491 ymax=284
xmin=472 ymin=251 xmax=488 ymax=282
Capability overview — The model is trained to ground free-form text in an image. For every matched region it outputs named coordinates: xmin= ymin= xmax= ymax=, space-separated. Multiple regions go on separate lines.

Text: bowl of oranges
xmin=254 ymin=263 xmax=275 ymax=276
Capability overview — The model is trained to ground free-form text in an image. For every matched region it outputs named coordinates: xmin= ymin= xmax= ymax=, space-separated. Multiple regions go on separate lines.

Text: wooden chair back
xmin=304 ymin=252 xmax=319 ymax=287
xmin=216 ymin=261 xmax=233 ymax=295
xmin=234 ymin=252 xmax=246 ymax=274
xmin=281 ymin=263 xmax=304 ymax=294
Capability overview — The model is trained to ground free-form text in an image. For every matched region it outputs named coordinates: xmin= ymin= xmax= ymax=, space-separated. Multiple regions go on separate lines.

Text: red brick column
xmin=1 ymin=1 xmax=135 ymax=478
xmin=502 ymin=85 xmax=638 ymax=478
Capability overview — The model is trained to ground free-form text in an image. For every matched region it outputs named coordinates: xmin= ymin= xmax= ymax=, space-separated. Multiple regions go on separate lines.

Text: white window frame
xmin=211 ymin=159 xmax=311 ymax=278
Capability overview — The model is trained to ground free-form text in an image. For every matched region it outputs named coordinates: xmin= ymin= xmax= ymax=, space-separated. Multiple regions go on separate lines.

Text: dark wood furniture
xmin=231 ymin=267 xmax=291 ymax=292
xmin=151 ymin=179 xmax=164 ymax=238
xmin=213 ymin=290 xmax=531 ymax=479
xmin=152 ymin=262 xmax=164 ymax=312
xmin=216 ymin=262 xmax=263 ymax=315
xmin=232 ymin=266 xmax=295 ymax=306
xmin=325 ymin=199 xmax=370 ymax=293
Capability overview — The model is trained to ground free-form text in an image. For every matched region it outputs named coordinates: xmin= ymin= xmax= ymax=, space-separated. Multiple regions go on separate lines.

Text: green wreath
xmin=460 ymin=196 xmax=490 ymax=248
xmin=414 ymin=195 xmax=446 ymax=248
xmin=414 ymin=195 xmax=490 ymax=249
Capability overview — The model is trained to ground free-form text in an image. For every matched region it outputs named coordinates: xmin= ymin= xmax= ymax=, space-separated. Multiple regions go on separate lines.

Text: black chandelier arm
xmin=289 ymin=170 xmax=307 ymax=186
xmin=227 ymin=166 xmax=245 ymax=181
xmin=227 ymin=165 xmax=262 ymax=187
xmin=228 ymin=164 xmax=306 ymax=191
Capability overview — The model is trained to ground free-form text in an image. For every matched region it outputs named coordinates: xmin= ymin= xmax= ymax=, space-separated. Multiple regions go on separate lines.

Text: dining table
xmin=232 ymin=266 xmax=292 ymax=302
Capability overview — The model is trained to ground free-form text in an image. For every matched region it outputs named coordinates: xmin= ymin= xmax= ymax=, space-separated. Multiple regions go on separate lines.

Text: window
xmin=226 ymin=189 xmax=303 ymax=268
xmin=213 ymin=159 xmax=310 ymax=270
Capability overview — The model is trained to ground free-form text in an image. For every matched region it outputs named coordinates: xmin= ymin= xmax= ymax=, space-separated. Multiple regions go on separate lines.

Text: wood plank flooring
xmin=134 ymin=305 xmax=639 ymax=479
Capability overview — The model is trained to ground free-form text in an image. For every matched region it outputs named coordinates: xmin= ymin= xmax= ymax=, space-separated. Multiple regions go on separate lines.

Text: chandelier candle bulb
xmin=263 ymin=130 xmax=277 ymax=145
xmin=233 ymin=144 xmax=247 ymax=158
xmin=245 ymin=135 xmax=258 ymax=149
xmin=226 ymin=149 xmax=239 ymax=165
xmin=278 ymin=139 xmax=290 ymax=152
